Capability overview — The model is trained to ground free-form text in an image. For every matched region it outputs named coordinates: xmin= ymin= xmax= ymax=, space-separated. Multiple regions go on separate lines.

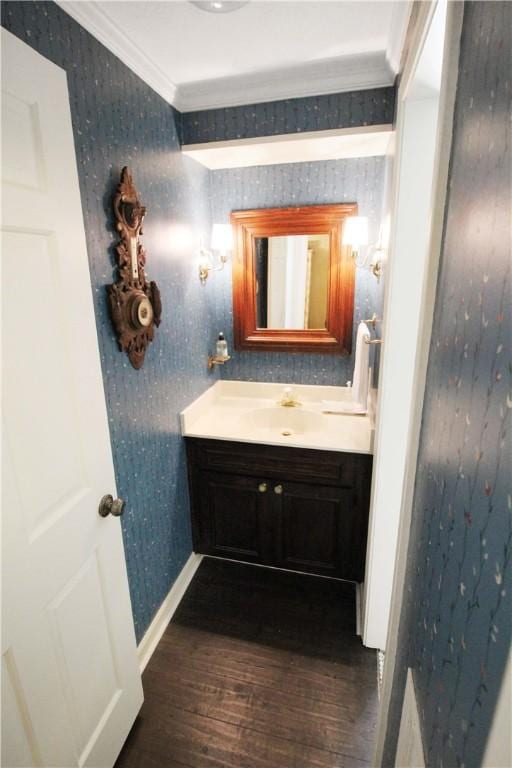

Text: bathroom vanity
xmin=181 ymin=382 xmax=374 ymax=582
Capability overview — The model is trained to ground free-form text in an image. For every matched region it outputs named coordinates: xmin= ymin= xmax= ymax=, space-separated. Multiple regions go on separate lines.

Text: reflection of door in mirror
xmin=255 ymin=234 xmax=329 ymax=330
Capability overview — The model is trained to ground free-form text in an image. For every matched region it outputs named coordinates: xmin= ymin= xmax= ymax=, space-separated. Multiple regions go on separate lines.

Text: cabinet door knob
xmin=274 ymin=484 xmax=283 ymax=495
xmin=258 ymin=482 xmax=268 ymax=493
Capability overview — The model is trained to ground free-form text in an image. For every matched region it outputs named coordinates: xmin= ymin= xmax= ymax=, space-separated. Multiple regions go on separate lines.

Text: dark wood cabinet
xmin=278 ymin=481 xmax=356 ymax=577
xmin=194 ymin=471 xmax=274 ymax=564
xmin=185 ymin=438 xmax=372 ymax=582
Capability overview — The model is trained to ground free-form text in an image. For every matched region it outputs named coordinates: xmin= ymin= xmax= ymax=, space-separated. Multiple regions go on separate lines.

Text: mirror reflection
xmin=255 ymin=234 xmax=330 ymax=330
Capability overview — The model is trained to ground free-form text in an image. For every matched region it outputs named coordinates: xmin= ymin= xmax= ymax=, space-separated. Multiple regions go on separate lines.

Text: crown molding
xmin=386 ymin=0 xmax=413 ymax=74
xmin=57 ymin=2 xmax=397 ymax=113
xmin=175 ymin=52 xmax=394 ymax=112
xmin=57 ymin=1 xmax=178 ymax=106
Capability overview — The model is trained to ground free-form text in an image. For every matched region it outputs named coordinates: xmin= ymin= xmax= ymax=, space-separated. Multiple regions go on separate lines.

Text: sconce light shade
xmin=199 ymin=224 xmax=233 ymax=284
xmin=342 ymin=216 xmax=369 ymax=248
xmin=211 ymin=223 xmax=233 ymax=253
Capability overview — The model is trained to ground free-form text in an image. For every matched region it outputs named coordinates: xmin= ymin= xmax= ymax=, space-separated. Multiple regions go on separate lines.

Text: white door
xmin=1 ymin=28 xmax=143 ymax=768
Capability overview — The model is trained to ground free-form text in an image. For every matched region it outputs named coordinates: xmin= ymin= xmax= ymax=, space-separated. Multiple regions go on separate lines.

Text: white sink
xmin=180 ymin=380 xmax=374 ymax=454
xmin=243 ymin=407 xmax=324 ymax=437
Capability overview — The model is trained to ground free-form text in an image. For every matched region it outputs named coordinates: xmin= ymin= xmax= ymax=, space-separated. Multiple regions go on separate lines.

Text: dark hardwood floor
xmin=115 ymin=558 xmax=379 ymax=768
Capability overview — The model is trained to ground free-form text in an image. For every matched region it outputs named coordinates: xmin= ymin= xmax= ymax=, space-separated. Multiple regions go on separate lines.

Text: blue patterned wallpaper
xmin=2 ymin=2 xmax=389 ymax=640
xmin=209 ymin=157 xmax=386 ymax=385
xmin=182 ymin=87 xmax=396 ymax=144
xmin=384 ymin=2 xmax=511 ymax=765
xmin=1 ymin=1 xmax=217 ymax=642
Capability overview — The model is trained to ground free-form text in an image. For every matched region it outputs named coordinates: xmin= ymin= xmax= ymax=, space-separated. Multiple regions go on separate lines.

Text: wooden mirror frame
xmin=231 ymin=204 xmax=357 ymax=354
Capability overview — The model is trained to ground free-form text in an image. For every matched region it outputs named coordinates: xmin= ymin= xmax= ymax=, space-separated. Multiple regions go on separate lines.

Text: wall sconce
xmin=199 ymin=223 xmax=233 ymax=284
xmin=342 ymin=216 xmax=383 ymax=282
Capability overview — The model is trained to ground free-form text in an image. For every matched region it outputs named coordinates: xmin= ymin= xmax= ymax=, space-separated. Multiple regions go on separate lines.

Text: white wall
xmin=371 ymin=1 xmax=464 ymax=760
xmin=363 ymin=0 xmax=447 ymax=650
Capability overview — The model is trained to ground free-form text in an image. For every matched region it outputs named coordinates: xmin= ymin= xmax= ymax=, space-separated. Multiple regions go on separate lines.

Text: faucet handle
xmin=279 ymin=386 xmax=301 ymax=407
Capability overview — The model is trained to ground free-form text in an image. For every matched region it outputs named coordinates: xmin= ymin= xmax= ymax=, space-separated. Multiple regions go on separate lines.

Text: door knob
xmin=274 ymin=484 xmax=283 ymax=495
xmin=258 ymin=482 xmax=268 ymax=493
xmin=98 ymin=494 xmax=125 ymax=518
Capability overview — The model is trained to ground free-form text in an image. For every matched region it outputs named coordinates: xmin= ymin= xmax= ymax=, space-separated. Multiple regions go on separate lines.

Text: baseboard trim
xmin=395 ymin=669 xmax=425 ymax=767
xmin=355 ymin=582 xmax=363 ymax=636
xmin=137 ymin=553 xmax=203 ymax=672
xmin=377 ymin=650 xmax=385 ymax=698
xmin=206 ymin=554 xmax=356 ymax=583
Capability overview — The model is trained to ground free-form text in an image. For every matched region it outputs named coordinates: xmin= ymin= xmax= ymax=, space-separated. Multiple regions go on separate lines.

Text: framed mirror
xmin=231 ymin=204 xmax=357 ymax=353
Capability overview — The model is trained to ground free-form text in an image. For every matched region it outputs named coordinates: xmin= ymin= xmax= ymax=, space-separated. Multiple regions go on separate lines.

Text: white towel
xmin=351 ymin=322 xmax=371 ymax=411
xmin=322 ymin=400 xmax=367 ymax=415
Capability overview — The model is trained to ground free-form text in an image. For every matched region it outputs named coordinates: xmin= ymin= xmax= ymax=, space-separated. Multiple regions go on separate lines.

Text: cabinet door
xmin=194 ymin=471 xmax=274 ymax=563
xmin=275 ymin=481 xmax=366 ymax=580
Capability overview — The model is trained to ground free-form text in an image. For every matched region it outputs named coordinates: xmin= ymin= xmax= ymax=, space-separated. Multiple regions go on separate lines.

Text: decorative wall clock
xmin=107 ymin=167 xmax=161 ymax=369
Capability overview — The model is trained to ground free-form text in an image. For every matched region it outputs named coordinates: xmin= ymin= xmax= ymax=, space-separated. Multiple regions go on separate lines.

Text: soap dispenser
xmin=216 ymin=332 xmax=228 ymax=360
xmin=207 ymin=333 xmax=231 ymax=370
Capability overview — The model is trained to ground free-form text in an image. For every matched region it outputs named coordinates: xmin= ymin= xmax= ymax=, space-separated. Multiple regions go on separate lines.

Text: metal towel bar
xmin=363 ymin=313 xmax=383 ymax=345
xmin=364 ymin=313 xmax=381 ymax=328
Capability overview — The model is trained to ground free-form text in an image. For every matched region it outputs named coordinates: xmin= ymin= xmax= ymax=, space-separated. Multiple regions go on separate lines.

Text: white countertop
xmin=180 ymin=380 xmax=374 ymax=455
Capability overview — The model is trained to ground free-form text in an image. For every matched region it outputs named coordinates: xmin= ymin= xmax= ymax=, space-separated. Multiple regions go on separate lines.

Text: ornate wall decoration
xmin=107 ymin=167 xmax=162 ymax=369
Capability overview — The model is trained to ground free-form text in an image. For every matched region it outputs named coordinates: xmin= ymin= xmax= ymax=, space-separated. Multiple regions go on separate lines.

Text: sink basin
xmin=243 ymin=407 xmax=323 ymax=436
xmin=180 ymin=381 xmax=374 ymax=454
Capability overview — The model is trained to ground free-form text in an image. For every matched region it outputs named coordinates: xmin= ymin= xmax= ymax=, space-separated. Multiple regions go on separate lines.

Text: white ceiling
xmin=60 ymin=1 xmax=410 ymax=111
xmin=103 ymin=1 xmax=393 ymax=83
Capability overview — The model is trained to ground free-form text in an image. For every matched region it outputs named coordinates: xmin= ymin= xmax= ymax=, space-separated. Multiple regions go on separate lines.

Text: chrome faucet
xmin=279 ymin=387 xmax=301 ymax=407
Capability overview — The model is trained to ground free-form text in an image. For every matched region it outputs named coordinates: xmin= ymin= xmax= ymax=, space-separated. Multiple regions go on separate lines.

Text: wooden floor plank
xmin=115 ymin=558 xmax=378 ymax=768
xmin=155 ymin=626 xmax=377 ymax=705
xmin=142 ymin=664 xmax=377 ymax=760
xmin=118 ymin=702 xmax=371 ymax=768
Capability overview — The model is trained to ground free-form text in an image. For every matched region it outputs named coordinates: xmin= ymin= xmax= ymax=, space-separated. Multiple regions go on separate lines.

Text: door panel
xmin=198 ymin=472 xmax=273 ymax=562
xmin=336 ymin=490 xmax=368 ymax=582
xmin=277 ymin=482 xmax=349 ymax=576
xmin=280 ymin=493 xmax=338 ymax=571
xmin=1 ymin=90 xmax=45 ymax=190
xmin=1 ymin=650 xmax=42 ymax=768
xmin=3 ymin=230 xmax=91 ymax=542
xmin=1 ymin=29 xmax=143 ymax=768
xmin=47 ymin=552 xmax=121 ymax=756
